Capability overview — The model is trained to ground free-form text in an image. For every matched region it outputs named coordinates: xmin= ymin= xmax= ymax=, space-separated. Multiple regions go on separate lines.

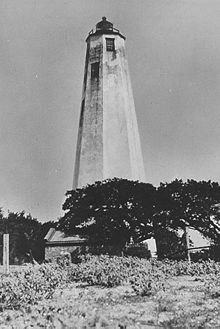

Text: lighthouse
xmin=73 ymin=17 xmax=145 ymax=189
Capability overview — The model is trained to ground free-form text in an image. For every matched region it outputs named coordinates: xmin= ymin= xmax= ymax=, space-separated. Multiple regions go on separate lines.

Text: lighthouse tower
xmin=73 ymin=17 xmax=145 ymax=189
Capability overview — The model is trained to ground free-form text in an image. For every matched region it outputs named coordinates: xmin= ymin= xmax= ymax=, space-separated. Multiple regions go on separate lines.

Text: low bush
xmin=1 ymin=255 xmax=220 ymax=314
xmin=1 ymin=256 xmax=220 ymax=328
xmin=70 ymin=254 xmax=135 ymax=287
xmin=124 ymin=243 xmax=151 ymax=259
xmin=69 ymin=255 xmax=166 ymax=296
xmin=68 ymin=255 xmax=220 ymax=296
xmin=0 ymin=264 xmax=69 ymax=311
xmin=150 ymin=258 xmax=220 ymax=277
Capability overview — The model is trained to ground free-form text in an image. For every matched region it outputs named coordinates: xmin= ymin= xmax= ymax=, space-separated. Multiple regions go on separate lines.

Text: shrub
xmin=70 ymin=254 xmax=133 ymax=287
xmin=1 ymin=255 xmax=220 ymax=314
xmin=124 ymin=243 xmax=151 ymax=259
xmin=0 ymin=264 xmax=69 ymax=311
xmin=69 ymin=255 xmax=166 ymax=296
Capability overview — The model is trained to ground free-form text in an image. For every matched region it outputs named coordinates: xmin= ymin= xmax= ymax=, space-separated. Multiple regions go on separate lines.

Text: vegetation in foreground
xmin=0 ymin=256 xmax=220 ymax=328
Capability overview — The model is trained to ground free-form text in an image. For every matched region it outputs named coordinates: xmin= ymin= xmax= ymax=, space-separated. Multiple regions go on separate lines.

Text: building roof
xmin=86 ymin=17 xmax=125 ymax=41
xmin=96 ymin=17 xmax=113 ymax=32
xmin=187 ymin=227 xmax=211 ymax=248
xmin=44 ymin=228 xmax=87 ymax=246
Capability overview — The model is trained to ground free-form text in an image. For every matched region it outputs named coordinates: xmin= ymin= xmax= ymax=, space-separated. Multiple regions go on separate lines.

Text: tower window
xmin=106 ymin=38 xmax=115 ymax=51
xmin=91 ymin=62 xmax=99 ymax=79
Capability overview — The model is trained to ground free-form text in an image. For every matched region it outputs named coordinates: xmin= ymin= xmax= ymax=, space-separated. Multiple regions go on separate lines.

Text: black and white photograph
xmin=0 ymin=1 xmax=220 ymax=328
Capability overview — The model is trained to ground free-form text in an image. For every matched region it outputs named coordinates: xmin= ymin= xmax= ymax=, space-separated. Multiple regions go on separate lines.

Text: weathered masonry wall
xmin=73 ymin=35 xmax=104 ymax=189
xmin=73 ymin=29 xmax=145 ymax=189
xmin=45 ymin=245 xmax=81 ymax=261
xmin=103 ymin=34 xmax=145 ymax=181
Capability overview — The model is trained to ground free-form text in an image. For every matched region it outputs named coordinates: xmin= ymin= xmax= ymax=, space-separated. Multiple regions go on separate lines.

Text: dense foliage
xmin=1 ymin=178 xmax=220 ymax=263
xmin=155 ymin=179 xmax=220 ymax=246
xmin=69 ymin=255 xmax=220 ymax=291
xmin=0 ymin=264 xmax=68 ymax=311
xmin=1 ymin=256 xmax=220 ymax=312
xmin=59 ymin=178 xmax=156 ymax=247
xmin=59 ymin=178 xmax=220 ymax=257
xmin=0 ymin=256 xmax=220 ymax=328
xmin=0 ymin=211 xmax=54 ymax=264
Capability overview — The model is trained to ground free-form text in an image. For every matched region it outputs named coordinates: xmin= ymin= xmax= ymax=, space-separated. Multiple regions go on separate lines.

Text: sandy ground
xmin=0 ymin=275 xmax=220 ymax=328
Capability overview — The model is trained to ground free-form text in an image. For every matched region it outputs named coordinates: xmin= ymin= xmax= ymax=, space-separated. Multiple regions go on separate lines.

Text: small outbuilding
xmin=44 ymin=228 xmax=87 ymax=262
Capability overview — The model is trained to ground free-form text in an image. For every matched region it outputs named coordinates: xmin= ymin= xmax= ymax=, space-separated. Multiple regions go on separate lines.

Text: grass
xmin=1 ymin=276 xmax=220 ymax=328
xmin=0 ymin=257 xmax=220 ymax=328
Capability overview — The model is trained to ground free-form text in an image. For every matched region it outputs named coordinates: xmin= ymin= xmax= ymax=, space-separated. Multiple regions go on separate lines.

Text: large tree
xmin=154 ymin=179 xmax=220 ymax=257
xmin=0 ymin=211 xmax=54 ymax=264
xmin=59 ymin=178 xmax=220 ymax=258
xmin=58 ymin=178 xmax=156 ymax=248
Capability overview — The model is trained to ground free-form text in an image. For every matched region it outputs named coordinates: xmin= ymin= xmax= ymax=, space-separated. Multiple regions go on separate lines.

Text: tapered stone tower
xmin=73 ymin=17 xmax=145 ymax=189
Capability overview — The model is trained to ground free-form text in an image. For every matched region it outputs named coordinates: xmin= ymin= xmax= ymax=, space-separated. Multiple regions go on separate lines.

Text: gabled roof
xmin=44 ymin=228 xmax=87 ymax=246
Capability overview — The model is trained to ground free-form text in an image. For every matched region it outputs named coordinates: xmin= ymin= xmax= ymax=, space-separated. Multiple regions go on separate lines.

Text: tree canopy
xmin=155 ymin=179 xmax=220 ymax=242
xmin=59 ymin=178 xmax=220 ymax=257
xmin=1 ymin=177 xmax=220 ymax=262
xmin=0 ymin=211 xmax=54 ymax=264
xmin=58 ymin=178 xmax=156 ymax=247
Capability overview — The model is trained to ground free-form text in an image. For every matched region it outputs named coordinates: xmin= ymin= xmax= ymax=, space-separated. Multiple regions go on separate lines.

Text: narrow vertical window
xmin=106 ymin=38 xmax=115 ymax=51
xmin=91 ymin=62 xmax=99 ymax=79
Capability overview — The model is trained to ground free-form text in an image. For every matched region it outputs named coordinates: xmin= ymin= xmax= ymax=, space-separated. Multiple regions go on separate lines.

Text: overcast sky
xmin=1 ymin=0 xmax=220 ymax=221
